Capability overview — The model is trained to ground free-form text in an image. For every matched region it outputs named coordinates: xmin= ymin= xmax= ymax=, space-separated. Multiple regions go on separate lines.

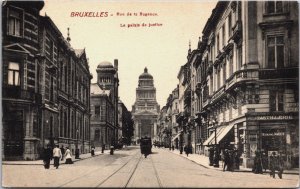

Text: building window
xmin=267 ymin=36 xmax=284 ymax=68
xmin=49 ymin=41 xmax=54 ymax=61
xmin=223 ymin=61 xmax=226 ymax=84
xmin=8 ymin=62 xmax=20 ymax=86
xmin=237 ymin=45 xmax=243 ymax=70
xmin=222 ymin=25 xmax=225 ymax=47
xmin=269 ymin=90 xmax=284 ymax=112
xmin=228 ymin=13 xmax=232 ymax=37
xmin=266 ymin=1 xmax=283 ymax=14
xmin=8 ymin=8 xmax=22 ymax=37
xmin=95 ymin=106 xmax=100 ymax=116
xmin=229 ymin=54 xmax=233 ymax=76
xmin=217 ymin=34 xmax=220 ymax=52
xmin=50 ymin=76 xmax=54 ymax=101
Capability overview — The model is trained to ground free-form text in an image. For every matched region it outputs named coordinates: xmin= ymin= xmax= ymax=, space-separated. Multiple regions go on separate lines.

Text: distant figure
xmin=64 ymin=147 xmax=73 ymax=164
xmin=102 ymin=144 xmax=105 ymax=153
xmin=184 ymin=145 xmax=190 ymax=157
xmin=53 ymin=145 xmax=62 ymax=169
xmin=223 ymin=149 xmax=229 ymax=171
xmin=270 ymin=152 xmax=284 ymax=179
xmin=262 ymin=152 xmax=268 ymax=172
xmin=43 ymin=145 xmax=52 ymax=169
xmin=91 ymin=146 xmax=95 ymax=156
xmin=253 ymin=151 xmax=263 ymax=174
xmin=172 ymin=145 xmax=175 ymax=151
xmin=60 ymin=145 xmax=65 ymax=161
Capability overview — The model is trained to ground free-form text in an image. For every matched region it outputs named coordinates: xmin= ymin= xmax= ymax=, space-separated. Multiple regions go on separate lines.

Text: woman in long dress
xmin=64 ymin=147 xmax=73 ymax=164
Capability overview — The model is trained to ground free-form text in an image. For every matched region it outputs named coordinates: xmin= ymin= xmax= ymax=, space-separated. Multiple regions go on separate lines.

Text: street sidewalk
xmin=2 ymin=150 xmax=106 ymax=165
xmin=165 ymin=148 xmax=299 ymax=175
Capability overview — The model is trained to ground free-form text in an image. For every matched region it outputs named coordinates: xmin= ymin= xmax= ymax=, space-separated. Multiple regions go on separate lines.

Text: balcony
xmin=176 ymin=112 xmax=184 ymax=123
xmin=195 ymin=82 xmax=202 ymax=96
xmin=230 ymin=20 xmax=242 ymax=43
xmin=226 ymin=69 xmax=259 ymax=91
xmin=259 ymin=67 xmax=298 ymax=80
xmin=3 ymin=86 xmax=42 ymax=104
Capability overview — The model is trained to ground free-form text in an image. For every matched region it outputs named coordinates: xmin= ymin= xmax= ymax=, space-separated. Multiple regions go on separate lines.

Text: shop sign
xmin=261 ymin=132 xmax=285 ymax=136
xmin=249 ymin=115 xmax=293 ymax=121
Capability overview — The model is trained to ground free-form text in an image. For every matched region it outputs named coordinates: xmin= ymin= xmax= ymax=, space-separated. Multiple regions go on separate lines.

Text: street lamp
xmin=212 ymin=118 xmax=219 ymax=167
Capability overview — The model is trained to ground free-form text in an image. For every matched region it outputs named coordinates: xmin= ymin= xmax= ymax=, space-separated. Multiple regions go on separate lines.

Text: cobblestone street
xmin=2 ymin=147 xmax=298 ymax=188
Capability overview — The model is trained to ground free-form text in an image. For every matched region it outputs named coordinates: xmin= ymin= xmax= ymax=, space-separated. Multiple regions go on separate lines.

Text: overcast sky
xmin=41 ymin=0 xmax=217 ymax=110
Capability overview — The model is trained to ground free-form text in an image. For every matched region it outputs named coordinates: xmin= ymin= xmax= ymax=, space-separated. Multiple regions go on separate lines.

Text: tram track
xmin=58 ymin=151 xmax=140 ymax=188
xmin=95 ymin=152 xmax=142 ymax=188
xmin=150 ymin=155 xmax=163 ymax=188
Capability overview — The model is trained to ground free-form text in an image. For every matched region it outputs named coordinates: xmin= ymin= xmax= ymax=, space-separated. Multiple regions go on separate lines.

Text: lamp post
xmin=212 ymin=118 xmax=219 ymax=167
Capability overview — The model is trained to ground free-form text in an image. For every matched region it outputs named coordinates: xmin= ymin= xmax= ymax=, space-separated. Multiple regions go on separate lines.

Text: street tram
xmin=140 ymin=136 xmax=152 ymax=158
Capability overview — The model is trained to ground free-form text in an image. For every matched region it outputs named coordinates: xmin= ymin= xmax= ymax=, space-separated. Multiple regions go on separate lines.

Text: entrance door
xmin=4 ymin=110 xmax=24 ymax=159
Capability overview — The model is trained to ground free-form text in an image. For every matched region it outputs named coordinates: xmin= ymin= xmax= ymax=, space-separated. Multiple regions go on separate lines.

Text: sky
xmin=41 ymin=0 xmax=217 ymax=110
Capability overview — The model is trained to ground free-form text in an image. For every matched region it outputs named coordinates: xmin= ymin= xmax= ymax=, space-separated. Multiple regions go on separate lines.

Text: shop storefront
xmin=245 ymin=113 xmax=299 ymax=169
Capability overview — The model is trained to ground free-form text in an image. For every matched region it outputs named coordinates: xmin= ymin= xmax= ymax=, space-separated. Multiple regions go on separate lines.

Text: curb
xmin=167 ymin=149 xmax=299 ymax=175
xmin=3 ymin=152 xmax=104 ymax=166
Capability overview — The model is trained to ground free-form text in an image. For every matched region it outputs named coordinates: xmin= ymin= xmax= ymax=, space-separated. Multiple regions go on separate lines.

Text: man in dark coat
xmin=43 ymin=145 xmax=52 ymax=169
xmin=253 ymin=151 xmax=263 ymax=174
xmin=223 ymin=149 xmax=230 ymax=171
xmin=270 ymin=152 xmax=284 ymax=179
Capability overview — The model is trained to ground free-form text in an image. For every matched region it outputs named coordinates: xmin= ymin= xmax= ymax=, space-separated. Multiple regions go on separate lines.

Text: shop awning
xmin=203 ymin=126 xmax=225 ymax=146
xmin=209 ymin=124 xmax=235 ymax=145
xmin=171 ymin=131 xmax=182 ymax=141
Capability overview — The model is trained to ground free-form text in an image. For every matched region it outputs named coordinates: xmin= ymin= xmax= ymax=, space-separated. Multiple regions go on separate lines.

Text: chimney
xmin=114 ymin=59 xmax=118 ymax=71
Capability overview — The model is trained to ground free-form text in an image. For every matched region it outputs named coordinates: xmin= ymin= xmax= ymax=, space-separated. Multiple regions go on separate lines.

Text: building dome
xmin=139 ymin=67 xmax=153 ymax=79
xmin=97 ymin=61 xmax=113 ymax=69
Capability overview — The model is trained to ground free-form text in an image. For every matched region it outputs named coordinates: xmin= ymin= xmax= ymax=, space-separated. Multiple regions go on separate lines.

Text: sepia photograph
xmin=1 ymin=0 xmax=299 ymax=188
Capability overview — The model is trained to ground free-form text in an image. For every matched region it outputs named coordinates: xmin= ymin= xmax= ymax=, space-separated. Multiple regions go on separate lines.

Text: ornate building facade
xmin=2 ymin=1 xmax=92 ymax=160
xmin=90 ymin=60 xmax=119 ymax=148
xmin=132 ymin=68 xmax=160 ymax=144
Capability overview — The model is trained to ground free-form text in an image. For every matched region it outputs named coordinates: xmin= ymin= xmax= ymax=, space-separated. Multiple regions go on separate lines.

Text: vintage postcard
xmin=1 ymin=0 xmax=299 ymax=188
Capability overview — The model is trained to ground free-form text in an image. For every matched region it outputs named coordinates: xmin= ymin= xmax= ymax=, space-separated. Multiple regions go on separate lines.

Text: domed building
xmin=132 ymin=67 xmax=160 ymax=144
xmin=90 ymin=60 xmax=119 ymax=148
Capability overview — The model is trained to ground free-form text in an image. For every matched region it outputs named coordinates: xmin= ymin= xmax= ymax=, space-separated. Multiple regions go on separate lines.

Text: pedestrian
xmin=277 ymin=153 xmax=284 ymax=179
xmin=234 ymin=150 xmax=240 ymax=170
xmin=228 ymin=150 xmax=234 ymax=171
xmin=53 ymin=145 xmax=62 ymax=169
xmin=223 ymin=149 xmax=229 ymax=171
xmin=172 ymin=145 xmax=175 ymax=151
xmin=253 ymin=151 xmax=263 ymax=174
xmin=208 ymin=147 xmax=214 ymax=166
xmin=43 ymin=144 xmax=52 ymax=169
xmin=91 ymin=146 xmax=95 ymax=156
xmin=64 ymin=147 xmax=73 ymax=164
xmin=262 ymin=152 xmax=268 ymax=172
xmin=101 ymin=144 xmax=105 ymax=153
xmin=184 ymin=145 xmax=189 ymax=157
xmin=60 ymin=145 xmax=65 ymax=161
xmin=270 ymin=152 xmax=284 ymax=179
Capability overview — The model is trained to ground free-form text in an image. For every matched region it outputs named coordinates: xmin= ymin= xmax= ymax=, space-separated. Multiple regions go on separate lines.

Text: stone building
xmin=90 ymin=60 xmax=119 ymax=148
xmin=132 ymin=68 xmax=160 ymax=144
xmin=195 ymin=1 xmax=298 ymax=168
xmin=2 ymin=1 xmax=92 ymax=160
xmin=118 ymin=99 xmax=134 ymax=145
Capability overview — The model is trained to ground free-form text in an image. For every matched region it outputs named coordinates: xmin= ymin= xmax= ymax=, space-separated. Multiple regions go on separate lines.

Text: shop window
xmin=8 ymin=62 xmax=20 ymax=86
xmin=269 ymin=90 xmax=284 ymax=112
xmin=8 ymin=8 xmax=23 ymax=37
xmin=267 ymin=36 xmax=284 ymax=68
xmin=265 ymin=1 xmax=283 ymax=14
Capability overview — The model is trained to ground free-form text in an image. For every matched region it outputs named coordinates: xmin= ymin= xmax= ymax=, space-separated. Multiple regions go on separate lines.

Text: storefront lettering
xmin=261 ymin=132 xmax=285 ymax=136
xmin=251 ymin=115 xmax=293 ymax=120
